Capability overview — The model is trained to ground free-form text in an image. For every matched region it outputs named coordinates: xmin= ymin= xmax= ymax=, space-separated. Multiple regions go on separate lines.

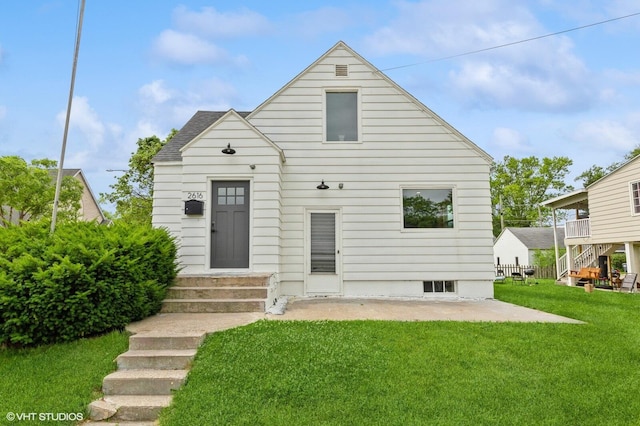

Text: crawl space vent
xmin=335 ymin=64 xmax=348 ymax=77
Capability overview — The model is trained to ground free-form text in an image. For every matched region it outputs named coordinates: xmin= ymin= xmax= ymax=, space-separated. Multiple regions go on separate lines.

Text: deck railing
xmin=565 ymin=218 xmax=590 ymax=238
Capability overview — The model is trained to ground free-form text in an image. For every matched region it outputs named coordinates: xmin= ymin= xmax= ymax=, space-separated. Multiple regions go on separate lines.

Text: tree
xmin=0 ymin=156 xmax=83 ymax=227
xmin=491 ymin=155 xmax=573 ymax=236
xmin=101 ymin=130 xmax=177 ymax=225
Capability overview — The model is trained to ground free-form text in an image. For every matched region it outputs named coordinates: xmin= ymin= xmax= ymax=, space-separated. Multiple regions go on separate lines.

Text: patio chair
xmin=495 ymin=269 xmax=506 ymax=283
xmin=618 ymin=273 xmax=638 ymax=293
xmin=511 ymin=271 xmax=525 ymax=284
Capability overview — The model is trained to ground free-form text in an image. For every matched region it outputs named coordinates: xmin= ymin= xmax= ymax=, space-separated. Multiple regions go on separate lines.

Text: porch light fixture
xmin=316 ymin=180 xmax=329 ymax=190
xmin=222 ymin=143 xmax=236 ymax=155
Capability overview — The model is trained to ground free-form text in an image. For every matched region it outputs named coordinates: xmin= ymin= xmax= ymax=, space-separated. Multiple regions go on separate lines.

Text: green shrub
xmin=0 ymin=221 xmax=178 ymax=346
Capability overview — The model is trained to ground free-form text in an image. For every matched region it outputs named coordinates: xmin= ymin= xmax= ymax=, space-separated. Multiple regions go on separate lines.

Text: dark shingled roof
xmin=507 ymin=227 xmax=566 ymax=250
xmin=153 ymin=110 xmax=252 ymax=162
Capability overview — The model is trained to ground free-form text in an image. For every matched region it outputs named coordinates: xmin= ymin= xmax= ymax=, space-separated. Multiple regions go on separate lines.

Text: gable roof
xmin=179 ymin=109 xmax=286 ymax=163
xmin=154 ymin=111 xmax=251 ymax=162
xmin=587 ymin=153 xmax=640 ymax=189
xmin=154 ymin=41 xmax=493 ymax=165
xmin=503 ymin=227 xmax=565 ymax=250
xmin=248 ymin=41 xmax=493 ymax=164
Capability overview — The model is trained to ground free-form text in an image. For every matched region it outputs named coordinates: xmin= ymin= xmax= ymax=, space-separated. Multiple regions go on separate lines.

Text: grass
xmin=160 ymin=280 xmax=640 ymax=426
xmin=0 ymin=330 xmax=129 ymax=426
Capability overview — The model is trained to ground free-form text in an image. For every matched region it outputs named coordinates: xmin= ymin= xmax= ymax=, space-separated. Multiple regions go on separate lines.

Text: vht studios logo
xmin=5 ymin=412 xmax=84 ymax=422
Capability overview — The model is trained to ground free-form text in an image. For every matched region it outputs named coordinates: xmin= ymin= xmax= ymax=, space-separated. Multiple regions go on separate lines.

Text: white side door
xmin=305 ymin=210 xmax=342 ymax=294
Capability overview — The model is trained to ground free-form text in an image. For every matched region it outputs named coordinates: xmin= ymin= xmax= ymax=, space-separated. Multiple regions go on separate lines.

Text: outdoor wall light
xmin=317 ymin=180 xmax=329 ymax=190
xmin=222 ymin=143 xmax=236 ymax=155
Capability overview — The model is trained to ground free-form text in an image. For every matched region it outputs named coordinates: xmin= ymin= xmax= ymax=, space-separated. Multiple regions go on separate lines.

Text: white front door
xmin=306 ymin=210 xmax=342 ymax=294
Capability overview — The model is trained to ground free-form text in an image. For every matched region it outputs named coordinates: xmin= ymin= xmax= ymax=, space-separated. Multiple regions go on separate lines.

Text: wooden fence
xmin=495 ymin=264 xmax=557 ymax=279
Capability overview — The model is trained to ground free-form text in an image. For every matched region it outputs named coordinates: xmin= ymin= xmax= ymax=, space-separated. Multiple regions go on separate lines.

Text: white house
xmin=152 ymin=41 xmax=495 ymax=301
xmin=493 ymin=227 xmax=566 ymax=266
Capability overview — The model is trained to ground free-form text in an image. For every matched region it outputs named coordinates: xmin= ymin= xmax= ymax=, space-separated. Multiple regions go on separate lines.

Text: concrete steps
xmin=161 ymin=274 xmax=271 ymax=314
xmin=102 ymin=370 xmax=188 ymax=395
xmin=117 ymin=349 xmax=197 ymax=370
xmin=88 ymin=333 xmax=205 ymax=423
xmin=88 ymin=274 xmax=273 ymax=424
xmin=161 ymin=298 xmax=265 ymax=313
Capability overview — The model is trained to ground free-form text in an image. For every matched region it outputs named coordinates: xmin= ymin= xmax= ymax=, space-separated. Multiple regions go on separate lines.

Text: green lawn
xmin=0 ymin=331 xmax=129 ymax=426
xmin=161 ymin=281 xmax=640 ymax=426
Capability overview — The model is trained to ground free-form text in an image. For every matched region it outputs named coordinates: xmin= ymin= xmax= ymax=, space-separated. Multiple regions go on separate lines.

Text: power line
xmin=380 ymin=11 xmax=640 ymax=72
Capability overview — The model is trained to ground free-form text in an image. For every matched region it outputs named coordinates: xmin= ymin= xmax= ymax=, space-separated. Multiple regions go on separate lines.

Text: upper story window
xmin=403 ymin=188 xmax=454 ymax=229
xmin=631 ymin=181 xmax=640 ymax=214
xmin=326 ymin=91 xmax=358 ymax=142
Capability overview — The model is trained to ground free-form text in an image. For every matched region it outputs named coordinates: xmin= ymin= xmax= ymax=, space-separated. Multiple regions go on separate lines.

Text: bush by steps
xmin=0 ymin=221 xmax=178 ymax=347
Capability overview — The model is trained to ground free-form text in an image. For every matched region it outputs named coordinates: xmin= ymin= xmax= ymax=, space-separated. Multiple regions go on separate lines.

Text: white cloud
xmin=491 ymin=127 xmax=530 ymax=150
xmin=363 ymin=0 xmax=594 ymax=111
xmin=568 ymin=119 xmax=640 ymax=152
xmin=151 ymin=30 xmax=229 ymax=65
xmin=57 ymin=96 xmax=105 ymax=149
xmin=139 ymin=80 xmax=174 ymax=105
xmin=172 ymin=6 xmax=272 ymax=38
xmin=133 ymin=78 xmax=239 ymax=137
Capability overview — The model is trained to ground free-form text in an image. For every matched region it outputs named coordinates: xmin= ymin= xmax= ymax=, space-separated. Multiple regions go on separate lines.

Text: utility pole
xmin=51 ymin=0 xmax=85 ymax=233
xmin=499 ymin=194 xmax=505 ymax=232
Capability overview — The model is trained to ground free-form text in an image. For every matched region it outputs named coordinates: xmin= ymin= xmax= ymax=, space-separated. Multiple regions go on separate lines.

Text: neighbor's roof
xmin=540 ymin=189 xmax=588 ymax=210
xmin=505 ymin=227 xmax=565 ymax=250
xmin=153 ymin=111 xmax=251 ymax=162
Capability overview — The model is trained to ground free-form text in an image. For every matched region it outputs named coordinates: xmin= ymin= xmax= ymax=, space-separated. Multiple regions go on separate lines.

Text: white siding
xmin=249 ymin=44 xmax=493 ymax=298
xmin=152 ymin=163 xmax=184 ymax=264
xmin=153 ymin=43 xmax=494 ymax=299
xmin=588 ymin=157 xmax=640 ymax=244
xmin=179 ymin=112 xmax=283 ymax=274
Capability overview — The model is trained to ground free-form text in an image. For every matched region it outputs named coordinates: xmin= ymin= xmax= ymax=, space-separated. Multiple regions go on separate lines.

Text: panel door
xmin=210 ymin=181 xmax=250 ymax=269
xmin=306 ymin=210 xmax=342 ymax=294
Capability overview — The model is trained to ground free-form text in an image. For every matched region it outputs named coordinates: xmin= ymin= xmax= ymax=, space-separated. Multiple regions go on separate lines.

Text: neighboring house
xmin=494 ymin=227 xmax=566 ymax=266
xmin=152 ymin=41 xmax=495 ymax=301
xmin=60 ymin=169 xmax=107 ymax=223
xmin=4 ymin=168 xmax=106 ymax=225
xmin=542 ymin=155 xmax=640 ymax=283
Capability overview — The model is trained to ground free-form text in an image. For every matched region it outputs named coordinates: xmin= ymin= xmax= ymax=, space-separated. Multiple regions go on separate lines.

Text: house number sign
xmin=186 ymin=192 xmax=204 ymax=200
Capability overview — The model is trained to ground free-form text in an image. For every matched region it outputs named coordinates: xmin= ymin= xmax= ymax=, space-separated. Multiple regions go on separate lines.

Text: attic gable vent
xmin=335 ymin=64 xmax=348 ymax=77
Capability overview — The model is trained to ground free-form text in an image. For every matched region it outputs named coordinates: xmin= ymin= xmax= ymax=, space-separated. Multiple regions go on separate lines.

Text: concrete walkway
xmin=127 ymin=297 xmax=582 ymax=335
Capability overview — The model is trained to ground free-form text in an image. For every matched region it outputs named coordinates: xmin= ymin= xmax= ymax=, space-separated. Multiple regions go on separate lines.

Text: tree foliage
xmin=101 ymin=130 xmax=177 ymax=225
xmin=0 ymin=156 xmax=83 ymax=227
xmin=491 ymin=155 xmax=573 ymax=236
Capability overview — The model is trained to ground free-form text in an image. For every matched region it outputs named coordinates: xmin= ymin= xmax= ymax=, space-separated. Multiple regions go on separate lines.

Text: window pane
xmin=445 ymin=281 xmax=455 ymax=292
xmin=327 ymin=92 xmax=357 ymax=141
xmin=434 ymin=281 xmax=444 ymax=292
xmin=310 ymin=213 xmax=336 ymax=273
xmin=403 ymin=189 xmax=454 ymax=228
xmin=633 ymin=182 xmax=640 ymax=214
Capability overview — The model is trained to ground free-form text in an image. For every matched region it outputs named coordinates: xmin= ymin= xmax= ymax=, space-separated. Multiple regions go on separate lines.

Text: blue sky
xmin=1 ymin=1 xmax=639 ymax=208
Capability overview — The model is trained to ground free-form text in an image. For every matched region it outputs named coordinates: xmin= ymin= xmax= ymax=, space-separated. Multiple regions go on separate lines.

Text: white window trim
xmin=629 ymin=180 xmax=640 ymax=216
xmin=323 ymin=88 xmax=362 ymax=144
xmin=399 ymin=185 xmax=457 ymax=232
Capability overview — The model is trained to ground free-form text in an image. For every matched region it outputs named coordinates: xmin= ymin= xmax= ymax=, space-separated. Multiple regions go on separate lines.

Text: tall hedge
xmin=0 ymin=221 xmax=178 ymax=346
